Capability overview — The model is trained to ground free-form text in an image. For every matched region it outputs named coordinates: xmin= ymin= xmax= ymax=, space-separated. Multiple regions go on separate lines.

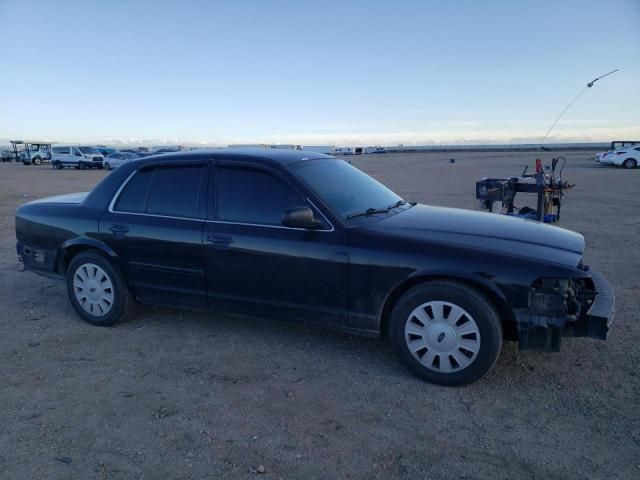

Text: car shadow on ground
xmin=111 ymin=302 xmax=537 ymax=388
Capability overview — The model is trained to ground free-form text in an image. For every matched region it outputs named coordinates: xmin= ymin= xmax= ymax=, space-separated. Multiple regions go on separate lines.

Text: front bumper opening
xmin=516 ymin=271 xmax=615 ymax=352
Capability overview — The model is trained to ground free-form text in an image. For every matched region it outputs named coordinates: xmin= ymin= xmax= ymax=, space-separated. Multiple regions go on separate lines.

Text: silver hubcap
xmin=73 ymin=263 xmax=114 ymax=316
xmin=405 ymin=301 xmax=481 ymax=373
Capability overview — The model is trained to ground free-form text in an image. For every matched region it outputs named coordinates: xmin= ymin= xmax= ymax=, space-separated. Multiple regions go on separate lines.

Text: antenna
xmin=587 ymin=69 xmax=618 ymax=88
xmin=539 ymin=69 xmax=619 ymax=148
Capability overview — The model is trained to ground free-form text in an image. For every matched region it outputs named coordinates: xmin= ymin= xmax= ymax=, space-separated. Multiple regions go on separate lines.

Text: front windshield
xmin=292 ymin=158 xmax=402 ymax=218
xmin=78 ymin=146 xmax=100 ymax=154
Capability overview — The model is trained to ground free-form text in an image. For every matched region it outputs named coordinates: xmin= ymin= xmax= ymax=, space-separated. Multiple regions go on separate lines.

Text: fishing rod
xmin=538 ymin=69 xmax=619 ymax=148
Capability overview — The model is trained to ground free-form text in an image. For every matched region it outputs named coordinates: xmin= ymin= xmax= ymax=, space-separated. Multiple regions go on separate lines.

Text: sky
xmin=0 ymin=0 xmax=639 ymax=146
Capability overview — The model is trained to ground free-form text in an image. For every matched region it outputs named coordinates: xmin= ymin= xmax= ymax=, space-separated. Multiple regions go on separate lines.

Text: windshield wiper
xmin=346 ymin=200 xmax=408 ymax=219
xmin=387 ymin=200 xmax=407 ymax=209
xmin=346 ymin=207 xmax=391 ymax=219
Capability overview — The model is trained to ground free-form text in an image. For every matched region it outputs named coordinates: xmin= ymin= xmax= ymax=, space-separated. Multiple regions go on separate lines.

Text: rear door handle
xmin=206 ymin=234 xmax=234 ymax=249
xmin=109 ymin=224 xmax=129 ymax=234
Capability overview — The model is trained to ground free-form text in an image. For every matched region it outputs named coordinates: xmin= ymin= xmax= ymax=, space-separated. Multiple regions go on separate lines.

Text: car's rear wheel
xmin=389 ymin=281 xmax=502 ymax=386
xmin=66 ymin=251 xmax=134 ymax=326
xmin=623 ymin=158 xmax=637 ymax=169
xmin=32 ymin=156 xmax=42 ymax=165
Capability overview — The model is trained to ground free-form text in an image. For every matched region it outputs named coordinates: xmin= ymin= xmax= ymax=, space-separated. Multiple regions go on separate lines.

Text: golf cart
xmin=10 ymin=140 xmax=53 ymax=165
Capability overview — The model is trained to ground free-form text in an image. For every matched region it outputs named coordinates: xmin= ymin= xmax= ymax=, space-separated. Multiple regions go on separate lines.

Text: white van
xmin=51 ymin=145 xmax=104 ymax=170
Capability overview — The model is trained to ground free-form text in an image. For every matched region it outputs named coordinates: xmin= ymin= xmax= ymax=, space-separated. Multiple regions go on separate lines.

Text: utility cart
xmin=10 ymin=140 xmax=53 ymax=165
xmin=476 ymin=158 xmax=572 ymax=223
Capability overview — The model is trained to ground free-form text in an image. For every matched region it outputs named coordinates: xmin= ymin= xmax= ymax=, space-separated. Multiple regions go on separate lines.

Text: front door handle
xmin=206 ymin=234 xmax=234 ymax=249
xmin=109 ymin=224 xmax=129 ymax=235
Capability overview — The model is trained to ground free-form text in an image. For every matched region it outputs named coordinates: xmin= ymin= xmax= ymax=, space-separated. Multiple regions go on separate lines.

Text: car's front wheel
xmin=390 ymin=281 xmax=502 ymax=386
xmin=66 ymin=251 xmax=134 ymax=326
xmin=32 ymin=156 xmax=42 ymax=165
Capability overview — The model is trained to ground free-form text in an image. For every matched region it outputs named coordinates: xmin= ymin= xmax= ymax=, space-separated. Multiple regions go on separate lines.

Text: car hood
xmin=26 ymin=192 xmax=89 ymax=205
xmin=364 ymin=204 xmax=585 ymax=267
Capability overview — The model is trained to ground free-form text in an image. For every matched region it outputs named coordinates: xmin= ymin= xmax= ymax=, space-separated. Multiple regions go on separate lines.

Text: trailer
xmin=10 ymin=140 xmax=54 ymax=165
xmin=332 ymin=147 xmax=365 ymax=155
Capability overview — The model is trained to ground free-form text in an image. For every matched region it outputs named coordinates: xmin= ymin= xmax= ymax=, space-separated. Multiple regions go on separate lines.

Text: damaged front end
xmin=515 ymin=267 xmax=615 ymax=351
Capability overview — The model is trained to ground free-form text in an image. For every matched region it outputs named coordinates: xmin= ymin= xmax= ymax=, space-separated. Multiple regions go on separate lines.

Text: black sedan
xmin=15 ymin=149 xmax=614 ymax=385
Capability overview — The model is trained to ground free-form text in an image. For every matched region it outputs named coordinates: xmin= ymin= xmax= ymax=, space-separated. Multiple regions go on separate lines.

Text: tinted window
xmin=52 ymin=147 xmax=69 ymax=154
xmin=217 ymin=167 xmax=304 ymax=225
xmin=146 ymin=165 xmax=204 ymax=218
xmin=292 ymin=158 xmax=401 ymax=218
xmin=114 ymin=169 xmax=154 ymax=213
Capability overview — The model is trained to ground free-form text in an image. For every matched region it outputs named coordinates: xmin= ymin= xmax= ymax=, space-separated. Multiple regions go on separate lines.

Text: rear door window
xmin=146 ymin=165 xmax=204 ymax=218
xmin=114 ymin=165 xmax=205 ymax=218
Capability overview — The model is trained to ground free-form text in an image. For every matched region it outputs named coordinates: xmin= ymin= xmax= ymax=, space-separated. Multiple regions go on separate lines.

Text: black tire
xmin=22 ymin=160 xmax=31 ymax=165
xmin=105 ymin=162 xmax=111 ymax=170
xmin=32 ymin=156 xmax=42 ymax=165
xmin=623 ymin=158 xmax=637 ymax=169
xmin=78 ymin=162 xmax=86 ymax=170
xmin=54 ymin=161 xmax=63 ymax=170
xmin=98 ymin=164 xmax=104 ymax=170
xmin=389 ymin=281 xmax=503 ymax=386
xmin=66 ymin=251 xmax=135 ymax=326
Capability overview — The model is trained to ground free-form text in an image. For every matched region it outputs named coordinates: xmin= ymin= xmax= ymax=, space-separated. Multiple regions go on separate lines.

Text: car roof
xmin=131 ymin=148 xmax=334 ymax=167
xmin=10 ymin=140 xmax=56 ymax=145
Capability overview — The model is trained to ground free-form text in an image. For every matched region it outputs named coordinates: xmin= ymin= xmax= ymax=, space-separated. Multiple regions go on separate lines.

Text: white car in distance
xmin=608 ymin=145 xmax=639 ymax=169
xmin=104 ymin=152 xmax=140 ymax=170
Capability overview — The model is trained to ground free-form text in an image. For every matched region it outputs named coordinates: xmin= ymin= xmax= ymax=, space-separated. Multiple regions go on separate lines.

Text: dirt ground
xmin=0 ymin=151 xmax=638 ymax=479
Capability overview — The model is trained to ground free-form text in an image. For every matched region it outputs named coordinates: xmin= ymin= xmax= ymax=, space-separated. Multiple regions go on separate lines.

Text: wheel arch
xmin=379 ymin=273 xmax=518 ymax=341
xmin=59 ymin=237 xmax=118 ymax=274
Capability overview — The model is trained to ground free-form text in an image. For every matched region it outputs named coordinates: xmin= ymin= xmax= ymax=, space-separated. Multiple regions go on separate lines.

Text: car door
xmin=55 ymin=146 xmax=69 ymax=165
xmin=99 ymin=160 xmax=209 ymax=307
xmin=108 ymin=153 xmax=121 ymax=168
xmin=70 ymin=147 xmax=83 ymax=167
xmin=203 ymin=160 xmax=349 ymax=327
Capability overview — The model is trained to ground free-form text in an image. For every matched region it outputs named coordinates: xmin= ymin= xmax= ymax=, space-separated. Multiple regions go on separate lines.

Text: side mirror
xmin=282 ymin=206 xmax=322 ymax=230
